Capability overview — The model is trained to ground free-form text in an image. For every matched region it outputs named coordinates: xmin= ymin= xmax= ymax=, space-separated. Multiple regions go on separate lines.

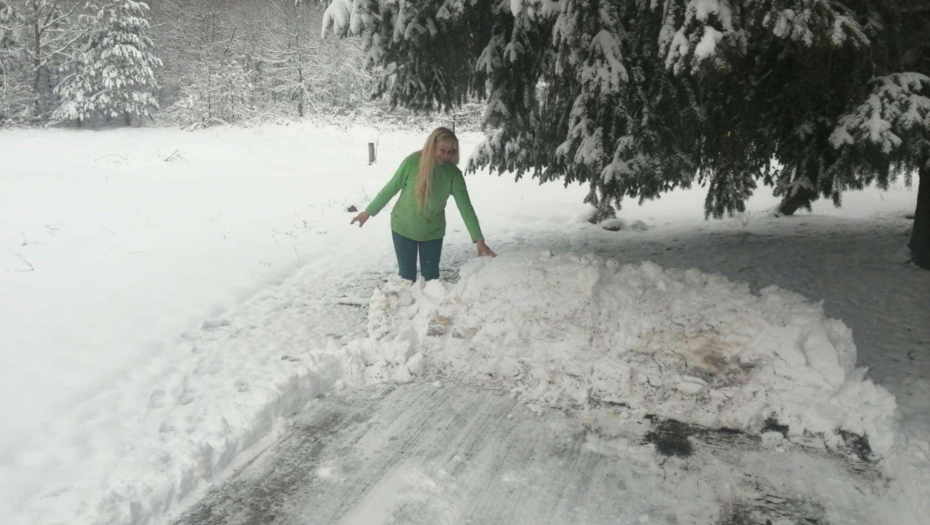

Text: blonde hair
xmin=415 ymin=127 xmax=459 ymax=210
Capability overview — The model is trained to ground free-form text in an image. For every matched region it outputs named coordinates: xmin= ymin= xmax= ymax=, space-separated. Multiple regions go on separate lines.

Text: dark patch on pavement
xmin=717 ymin=492 xmax=827 ymax=525
xmin=644 ymin=417 xmax=757 ymax=458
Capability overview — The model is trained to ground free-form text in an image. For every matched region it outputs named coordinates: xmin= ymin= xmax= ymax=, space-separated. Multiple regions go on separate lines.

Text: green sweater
xmin=365 ymin=153 xmax=484 ymax=242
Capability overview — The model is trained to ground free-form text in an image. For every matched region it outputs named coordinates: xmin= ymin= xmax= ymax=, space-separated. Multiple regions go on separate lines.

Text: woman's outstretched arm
xmin=451 ymin=172 xmax=495 ymax=256
xmin=351 ymin=156 xmax=412 ymax=227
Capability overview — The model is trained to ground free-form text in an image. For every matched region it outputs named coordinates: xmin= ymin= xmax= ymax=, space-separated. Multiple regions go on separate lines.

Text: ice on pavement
xmin=352 ymin=250 xmax=898 ymax=456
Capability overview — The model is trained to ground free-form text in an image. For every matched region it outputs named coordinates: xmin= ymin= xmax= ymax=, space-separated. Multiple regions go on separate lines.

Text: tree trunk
xmin=295 ymin=8 xmax=305 ymax=118
xmin=777 ymin=187 xmax=819 ymax=216
xmin=909 ymin=165 xmax=929 ymax=269
xmin=33 ymin=17 xmax=42 ymax=117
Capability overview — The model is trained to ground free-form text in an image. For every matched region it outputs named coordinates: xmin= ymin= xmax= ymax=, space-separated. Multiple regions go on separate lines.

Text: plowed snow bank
xmin=350 ymin=251 xmax=898 ymax=455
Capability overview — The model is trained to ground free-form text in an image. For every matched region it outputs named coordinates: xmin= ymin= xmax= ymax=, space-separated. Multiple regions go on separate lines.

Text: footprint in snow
xmin=148 ymin=388 xmax=166 ymax=409
xmin=177 ymin=381 xmax=197 ymax=405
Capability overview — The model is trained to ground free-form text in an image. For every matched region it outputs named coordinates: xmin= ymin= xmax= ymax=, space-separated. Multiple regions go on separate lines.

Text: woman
xmin=351 ymin=127 xmax=495 ymax=281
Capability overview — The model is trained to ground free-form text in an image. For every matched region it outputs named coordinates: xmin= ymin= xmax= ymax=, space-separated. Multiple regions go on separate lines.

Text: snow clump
xmin=352 ymin=251 xmax=899 ymax=456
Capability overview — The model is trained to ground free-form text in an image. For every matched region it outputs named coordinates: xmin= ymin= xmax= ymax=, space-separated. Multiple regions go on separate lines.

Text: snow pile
xmin=11 ymin=333 xmax=354 ymax=525
xmin=600 ymin=218 xmax=649 ymax=231
xmin=355 ymin=251 xmax=899 ymax=455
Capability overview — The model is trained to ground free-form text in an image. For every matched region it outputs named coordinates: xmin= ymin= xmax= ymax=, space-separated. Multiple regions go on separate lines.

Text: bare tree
xmin=15 ymin=0 xmax=88 ymax=119
xmin=260 ymin=0 xmax=312 ymax=117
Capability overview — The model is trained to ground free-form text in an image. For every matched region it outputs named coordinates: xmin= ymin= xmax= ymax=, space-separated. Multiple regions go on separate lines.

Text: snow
xmin=586 ymin=29 xmax=629 ymax=91
xmin=666 ymin=28 xmax=690 ymax=71
xmin=662 ymin=0 xmax=738 ymax=70
xmin=830 ymin=73 xmax=930 ymax=152
xmin=694 ymin=25 xmax=723 ymax=60
xmin=598 ymin=217 xmax=649 ymax=231
xmin=693 ymin=0 xmax=723 ymax=22
xmin=1 ymin=124 xmax=928 ymax=525
xmin=321 ymin=0 xmax=351 ymax=38
xmin=357 ymin=252 xmax=899 ymax=455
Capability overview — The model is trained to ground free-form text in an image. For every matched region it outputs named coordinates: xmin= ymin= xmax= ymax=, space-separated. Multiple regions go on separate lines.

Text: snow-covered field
xmin=1 ymin=124 xmax=927 ymax=525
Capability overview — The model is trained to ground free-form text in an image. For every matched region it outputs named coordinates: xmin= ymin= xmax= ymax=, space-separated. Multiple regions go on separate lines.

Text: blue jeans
xmin=392 ymin=230 xmax=443 ymax=282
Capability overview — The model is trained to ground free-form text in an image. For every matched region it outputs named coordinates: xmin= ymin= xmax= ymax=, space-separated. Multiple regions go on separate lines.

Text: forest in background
xmin=2 ymin=0 xmax=927 ymax=267
xmin=0 ymin=0 xmax=483 ymax=129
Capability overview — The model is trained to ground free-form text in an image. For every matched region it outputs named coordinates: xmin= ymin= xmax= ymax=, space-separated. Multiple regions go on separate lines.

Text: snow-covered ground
xmin=1 ymin=124 xmax=927 ymax=525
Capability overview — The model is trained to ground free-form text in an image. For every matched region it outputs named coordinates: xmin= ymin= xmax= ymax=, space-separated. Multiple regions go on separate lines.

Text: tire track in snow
xmin=174 ymin=382 xmax=886 ymax=525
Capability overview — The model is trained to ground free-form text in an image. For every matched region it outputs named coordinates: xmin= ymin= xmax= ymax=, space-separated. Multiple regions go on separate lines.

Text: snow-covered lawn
xmin=1 ymin=124 xmax=927 ymax=525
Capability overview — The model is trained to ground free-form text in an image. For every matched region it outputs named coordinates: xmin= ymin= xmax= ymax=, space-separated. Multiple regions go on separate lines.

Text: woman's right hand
xmin=350 ymin=211 xmax=370 ymax=227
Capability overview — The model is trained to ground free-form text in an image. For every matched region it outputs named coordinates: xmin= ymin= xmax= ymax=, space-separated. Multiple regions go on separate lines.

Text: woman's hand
xmin=350 ymin=211 xmax=370 ymax=227
xmin=476 ymin=239 xmax=496 ymax=257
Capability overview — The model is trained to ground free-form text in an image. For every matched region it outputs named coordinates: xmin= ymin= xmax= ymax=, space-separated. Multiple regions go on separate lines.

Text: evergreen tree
xmin=321 ymin=0 xmax=930 ymax=269
xmin=52 ymin=43 xmax=96 ymax=124
xmin=52 ymin=8 xmax=97 ymax=125
xmin=56 ymin=0 xmax=161 ymax=125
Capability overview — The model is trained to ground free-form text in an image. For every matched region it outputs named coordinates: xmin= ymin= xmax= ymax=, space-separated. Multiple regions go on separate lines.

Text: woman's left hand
xmin=476 ymin=239 xmax=496 ymax=257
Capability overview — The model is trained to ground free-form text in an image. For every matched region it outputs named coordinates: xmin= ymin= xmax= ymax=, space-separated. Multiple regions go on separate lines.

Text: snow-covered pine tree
xmin=321 ymin=0 xmax=930 ymax=268
xmin=52 ymin=8 xmax=97 ymax=125
xmin=322 ymin=0 xmax=493 ymax=112
xmin=62 ymin=0 xmax=162 ymax=125
xmin=52 ymin=44 xmax=95 ymax=124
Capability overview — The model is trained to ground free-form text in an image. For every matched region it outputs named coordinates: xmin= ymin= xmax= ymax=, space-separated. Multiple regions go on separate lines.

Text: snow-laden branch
xmin=830 ymin=73 xmax=930 ymax=155
xmin=659 ymin=0 xmax=740 ymax=74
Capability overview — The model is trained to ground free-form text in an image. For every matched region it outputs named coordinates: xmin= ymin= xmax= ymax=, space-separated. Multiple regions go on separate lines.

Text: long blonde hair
xmin=415 ymin=127 xmax=459 ymax=210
